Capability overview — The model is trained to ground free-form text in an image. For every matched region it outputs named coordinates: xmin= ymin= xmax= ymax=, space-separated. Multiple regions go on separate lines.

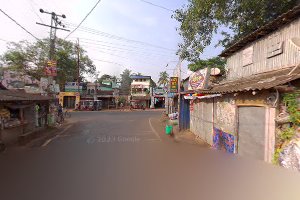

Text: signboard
xmin=65 ymin=82 xmax=83 ymax=92
xmin=170 ymin=77 xmax=178 ymax=93
xmin=45 ymin=60 xmax=57 ymax=76
xmin=188 ymin=68 xmax=210 ymax=90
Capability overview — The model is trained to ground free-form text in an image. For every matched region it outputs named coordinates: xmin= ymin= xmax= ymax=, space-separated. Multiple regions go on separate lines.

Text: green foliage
xmin=280 ymin=127 xmax=295 ymax=141
xmin=283 ymin=92 xmax=300 ymax=126
xmin=120 ymin=69 xmax=132 ymax=95
xmin=188 ymin=57 xmax=225 ymax=72
xmin=173 ymin=0 xmax=298 ymax=61
xmin=1 ymin=38 xmax=96 ymax=88
xmin=272 ymin=148 xmax=283 ymax=165
xmin=158 ymin=71 xmax=169 ymax=87
xmin=150 ymin=79 xmax=157 ymax=88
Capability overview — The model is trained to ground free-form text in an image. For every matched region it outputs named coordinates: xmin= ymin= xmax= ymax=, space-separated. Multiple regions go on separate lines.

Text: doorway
xmin=63 ymin=96 xmax=76 ymax=109
xmin=238 ymin=106 xmax=266 ymax=160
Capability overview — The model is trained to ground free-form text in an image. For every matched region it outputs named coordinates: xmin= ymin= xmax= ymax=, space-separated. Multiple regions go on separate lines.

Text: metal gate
xmin=179 ymin=97 xmax=190 ymax=130
xmin=238 ymin=106 xmax=266 ymax=160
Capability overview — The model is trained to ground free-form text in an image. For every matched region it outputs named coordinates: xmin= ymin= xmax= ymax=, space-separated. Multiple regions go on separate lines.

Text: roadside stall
xmin=0 ymin=90 xmax=53 ymax=144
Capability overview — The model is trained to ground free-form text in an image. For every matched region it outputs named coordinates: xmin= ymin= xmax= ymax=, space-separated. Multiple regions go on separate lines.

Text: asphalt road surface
xmin=0 ymin=110 xmax=300 ymax=200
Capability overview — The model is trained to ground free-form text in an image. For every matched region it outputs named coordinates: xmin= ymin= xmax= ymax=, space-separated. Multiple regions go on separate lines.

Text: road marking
xmin=148 ymin=118 xmax=162 ymax=142
xmin=144 ymin=138 xmax=161 ymax=142
xmin=41 ymin=135 xmax=59 ymax=147
xmin=41 ymin=124 xmax=72 ymax=147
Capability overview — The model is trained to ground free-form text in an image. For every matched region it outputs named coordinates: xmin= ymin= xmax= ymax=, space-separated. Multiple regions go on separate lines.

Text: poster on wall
xmin=170 ymin=77 xmax=178 ymax=93
xmin=45 ymin=60 xmax=57 ymax=76
xmin=188 ymin=68 xmax=210 ymax=90
xmin=213 ymin=128 xmax=235 ymax=154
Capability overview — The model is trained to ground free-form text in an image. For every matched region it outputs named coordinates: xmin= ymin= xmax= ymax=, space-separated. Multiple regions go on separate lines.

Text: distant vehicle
xmin=79 ymin=100 xmax=102 ymax=111
xmin=130 ymin=100 xmax=146 ymax=110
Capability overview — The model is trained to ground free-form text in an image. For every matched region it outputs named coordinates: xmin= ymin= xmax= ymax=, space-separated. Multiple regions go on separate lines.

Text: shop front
xmin=58 ymin=92 xmax=80 ymax=109
xmin=0 ymin=90 xmax=52 ymax=145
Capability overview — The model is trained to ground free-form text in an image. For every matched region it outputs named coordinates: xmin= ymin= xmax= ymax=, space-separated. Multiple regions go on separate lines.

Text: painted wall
xmin=190 ymin=99 xmax=214 ymax=145
xmin=214 ymin=96 xmax=236 ymax=136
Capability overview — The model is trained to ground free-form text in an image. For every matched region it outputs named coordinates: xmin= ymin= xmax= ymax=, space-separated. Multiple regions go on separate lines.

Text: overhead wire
xmin=71 ymin=37 xmax=176 ymax=55
xmin=139 ymin=0 xmax=175 ymax=12
xmin=79 ymin=40 xmax=177 ymax=58
xmin=27 ymin=0 xmax=44 ymax=23
xmin=0 ymin=9 xmax=40 ymax=40
xmin=65 ymin=22 xmax=176 ymax=52
xmin=65 ymin=0 xmax=102 ymax=39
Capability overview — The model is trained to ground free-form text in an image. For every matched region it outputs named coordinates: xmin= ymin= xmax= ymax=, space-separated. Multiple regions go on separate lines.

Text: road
xmin=0 ymin=110 xmax=300 ymax=200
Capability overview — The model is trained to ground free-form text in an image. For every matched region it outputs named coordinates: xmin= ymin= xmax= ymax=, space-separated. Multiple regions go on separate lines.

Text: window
xmin=242 ymin=46 xmax=253 ymax=66
xmin=267 ymin=33 xmax=283 ymax=58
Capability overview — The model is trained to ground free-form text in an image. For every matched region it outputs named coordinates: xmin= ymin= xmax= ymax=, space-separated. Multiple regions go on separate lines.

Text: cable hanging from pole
xmin=65 ymin=0 xmax=102 ymax=39
xmin=0 ymin=9 xmax=40 ymax=40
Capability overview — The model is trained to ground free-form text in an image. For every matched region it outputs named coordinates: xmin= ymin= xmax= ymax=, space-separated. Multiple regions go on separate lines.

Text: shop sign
xmin=45 ymin=60 xmax=57 ymax=76
xmin=170 ymin=77 xmax=178 ymax=93
xmin=188 ymin=68 xmax=210 ymax=90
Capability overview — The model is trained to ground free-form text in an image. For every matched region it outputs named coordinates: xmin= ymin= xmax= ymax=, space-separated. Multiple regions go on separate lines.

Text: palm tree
xmin=158 ymin=71 xmax=169 ymax=87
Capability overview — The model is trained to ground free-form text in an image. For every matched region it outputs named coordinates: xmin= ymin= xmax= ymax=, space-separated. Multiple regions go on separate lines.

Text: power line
xmin=71 ymin=37 xmax=176 ymax=54
xmin=0 ymin=9 xmax=39 ymax=40
xmin=79 ymin=40 xmax=177 ymax=57
xmin=65 ymin=0 xmax=102 ymax=39
xmin=92 ymin=58 xmax=124 ymax=66
xmin=139 ymin=0 xmax=174 ymax=12
xmin=27 ymin=0 xmax=44 ymax=23
xmin=65 ymin=22 xmax=176 ymax=52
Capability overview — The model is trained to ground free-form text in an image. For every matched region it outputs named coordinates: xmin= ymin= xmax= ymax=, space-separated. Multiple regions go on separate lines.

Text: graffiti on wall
xmin=213 ymin=128 xmax=235 ymax=153
xmin=214 ymin=98 xmax=236 ymax=135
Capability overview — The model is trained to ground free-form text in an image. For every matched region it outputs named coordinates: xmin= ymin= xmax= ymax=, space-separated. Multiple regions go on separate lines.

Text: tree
xmin=173 ymin=0 xmax=298 ymax=61
xmin=150 ymin=79 xmax=157 ymax=88
xmin=157 ymin=71 xmax=169 ymax=87
xmin=1 ymin=38 xmax=96 ymax=89
xmin=188 ymin=57 xmax=225 ymax=72
xmin=120 ymin=69 xmax=132 ymax=95
xmin=97 ymin=74 xmax=112 ymax=83
xmin=158 ymin=71 xmax=169 ymax=87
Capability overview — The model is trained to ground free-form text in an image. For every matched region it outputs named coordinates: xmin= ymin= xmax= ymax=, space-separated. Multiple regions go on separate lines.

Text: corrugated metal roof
xmin=198 ymin=65 xmax=300 ymax=94
xmin=0 ymin=90 xmax=54 ymax=101
xmin=220 ymin=5 xmax=300 ymax=57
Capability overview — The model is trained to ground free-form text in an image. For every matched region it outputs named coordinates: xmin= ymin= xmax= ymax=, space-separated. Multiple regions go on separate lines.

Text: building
xmin=58 ymin=92 xmax=80 ymax=109
xmin=97 ymin=79 xmax=119 ymax=109
xmin=79 ymin=79 xmax=120 ymax=109
xmin=180 ymin=5 xmax=300 ymax=162
xmin=0 ymin=90 xmax=53 ymax=145
xmin=152 ymin=87 xmax=166 ymax=108
xmin=130 ymin=75 xmax=152 ymax=108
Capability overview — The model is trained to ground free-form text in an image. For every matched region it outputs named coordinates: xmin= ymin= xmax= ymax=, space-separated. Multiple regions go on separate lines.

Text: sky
xmin=0 ymin=0 xmax=224 ymax=82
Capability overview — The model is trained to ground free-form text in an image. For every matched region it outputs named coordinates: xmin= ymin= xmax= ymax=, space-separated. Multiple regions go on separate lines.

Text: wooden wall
xmin=227 ymin=18 xmax=300 ymax=80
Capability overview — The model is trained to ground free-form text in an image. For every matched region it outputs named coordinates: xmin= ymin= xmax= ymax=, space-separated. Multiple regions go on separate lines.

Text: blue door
xmin=179 ymin=96 xmax=190 ymax=130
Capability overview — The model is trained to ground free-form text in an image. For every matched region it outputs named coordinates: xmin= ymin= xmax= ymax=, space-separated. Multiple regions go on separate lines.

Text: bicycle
xmin=56 ymin=112 xmax=64 ymax=124
xmin=64 ymin=110 xmax=71 ymax=118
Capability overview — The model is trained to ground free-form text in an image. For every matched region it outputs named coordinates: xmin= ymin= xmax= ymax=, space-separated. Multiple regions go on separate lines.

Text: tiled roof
xmin=220 ymin=5 xmax=300 ymax=57
xmin=0 ymin=90 xmax=54 ymax=101
xmin=200 ymin=65 xmax=300 ymax=94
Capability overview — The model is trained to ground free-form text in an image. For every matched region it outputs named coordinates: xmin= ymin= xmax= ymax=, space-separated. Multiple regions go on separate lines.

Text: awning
xmin=184 ymin=94 xmax=222 ymax=100
xmin=197 ymin=65 xmax=300 ymax=94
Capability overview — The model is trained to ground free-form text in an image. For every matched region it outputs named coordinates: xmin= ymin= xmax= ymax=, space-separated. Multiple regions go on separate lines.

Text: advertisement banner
xmin=45 ymin=60 xmax=57 ymax=76
xmin=170 ymin=77 xmax=178 ymax=93
xmin=188 ymin=68 xmax=210 ymax=90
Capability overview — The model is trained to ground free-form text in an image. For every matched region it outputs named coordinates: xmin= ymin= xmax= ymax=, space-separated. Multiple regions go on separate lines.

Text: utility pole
xmin=76 ymin=38 xmax=80 ymax=93
xmin=36 ymin=9 xmax=69 ymax=95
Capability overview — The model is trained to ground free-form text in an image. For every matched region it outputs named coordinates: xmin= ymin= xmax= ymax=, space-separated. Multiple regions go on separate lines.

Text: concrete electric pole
xmin=76 ymin=38 xmax=80 ymax=93
xmin=36 ymin=9 xmax=70 ymax=94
